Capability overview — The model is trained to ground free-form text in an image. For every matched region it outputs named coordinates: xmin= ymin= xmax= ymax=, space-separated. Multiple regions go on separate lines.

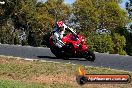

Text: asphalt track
xmin=0 ymin=44 xmax=132 ymax=71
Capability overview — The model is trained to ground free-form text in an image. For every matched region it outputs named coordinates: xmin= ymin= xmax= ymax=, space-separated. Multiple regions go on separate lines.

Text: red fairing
xmin=62 ymin=34 xmax=88 ymax=53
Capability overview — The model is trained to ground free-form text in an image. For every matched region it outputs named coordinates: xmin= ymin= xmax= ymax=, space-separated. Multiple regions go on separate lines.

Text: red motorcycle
xmin=47 ymin=29 xmax=95 ymax=61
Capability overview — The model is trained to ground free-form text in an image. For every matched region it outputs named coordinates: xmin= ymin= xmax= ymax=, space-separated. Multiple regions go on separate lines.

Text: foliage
xmin=73 ymin=0 xmax=99 ymax=30
xmin=73 ymin=0 xmax=129 ymax=31
xmin=45 ymin=0 xmax=70 ymax=21
xmin=126 ymin=0 xmax=132 ymax=19
xmin=84 ymin=32 xmax=114 ymax=53
xmin=0 ymin=0 xmax=38 ymax=45
xmin=0 ymin=0 xmax=70 ymax=46
xmin=112 ymin=33 xmax=127 ymax=55
xmin=104 ymin=1 xmax=129 ymax=30
xmin=0 ymin=0 xmax=16 ymax=24
xmin=115 ymin=27 xmax=132 ymax=55
xmin=84 ymin=31 xmax=127 ymax=55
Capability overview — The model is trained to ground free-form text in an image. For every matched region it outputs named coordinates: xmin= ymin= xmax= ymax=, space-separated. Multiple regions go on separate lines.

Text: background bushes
xmin=84 ymin=31 xmax=127 ymax=55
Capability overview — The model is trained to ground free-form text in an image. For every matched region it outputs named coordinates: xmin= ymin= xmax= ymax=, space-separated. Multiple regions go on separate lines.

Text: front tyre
xmin=84 ymin=50 xmax=95 ymax=62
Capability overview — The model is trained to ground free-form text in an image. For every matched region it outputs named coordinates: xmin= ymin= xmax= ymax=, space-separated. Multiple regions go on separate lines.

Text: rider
xmin=52 ymin=21 xmax=67 ymax=48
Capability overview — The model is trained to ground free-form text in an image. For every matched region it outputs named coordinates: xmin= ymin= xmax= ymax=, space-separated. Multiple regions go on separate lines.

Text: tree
xmin=85 ymin=32 xmax=114 ymax=53
xmin=126 ymin=0 xmax=132 ymax=19
xmin=45 ymin=0 xmax=70 ymax=21
xmin=0 ymin=0 xmax=16 ymax=25
xmin=33 ymin=0 xmax=70 ymax=32
xmin=115 ymin=27 xmax=132 ymax=56
xmin=112 ymin=33 xmax=127 ymax=55
xmin=104 ymin=1 xmax=129 ymax=30
xmin=73 ymin=0 xmax=99 ymax=31
xmin=73 ymin=0 xmax=129 ymax=31
xmin=0 ymin=0 xmax=38 ymax=45
xmin=0 ymin=0 xmax=71 ymax=46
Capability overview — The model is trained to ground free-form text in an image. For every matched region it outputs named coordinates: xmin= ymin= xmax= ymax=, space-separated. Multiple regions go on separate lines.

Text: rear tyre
xmin=84 ymin=50 xmax=95 ymax=62
xmin=50 ymin=47 xmax=69 ymax=59
xmin=50 ymin=47 xmax=62 ymax=58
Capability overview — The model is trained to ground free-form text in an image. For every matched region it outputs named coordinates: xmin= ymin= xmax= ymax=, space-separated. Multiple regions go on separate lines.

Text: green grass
xmin=0 ymin=55 xmax=132 ymax=88
xmin=0 ymin=79 xmax=72 ymax=88
xmin=0 ymin=79 xmax=45 ymax=88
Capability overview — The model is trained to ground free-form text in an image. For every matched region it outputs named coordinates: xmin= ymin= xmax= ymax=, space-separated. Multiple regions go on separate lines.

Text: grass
xmin=0 ymin=55 xmax=132 ymax=88
xmin=0 ymin=79 xmax=72 ymax=88
xmin=0 ymin=79 xmax=45 ymax=88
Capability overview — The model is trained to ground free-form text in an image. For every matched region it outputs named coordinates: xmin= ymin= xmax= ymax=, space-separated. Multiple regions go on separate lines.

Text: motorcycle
xmin=43 ymin=28 xmax=95 ymax=61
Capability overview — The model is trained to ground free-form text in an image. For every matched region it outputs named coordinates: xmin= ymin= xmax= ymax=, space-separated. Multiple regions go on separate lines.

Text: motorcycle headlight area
xmin=82 ymin=38 xmax=86 ymax=42
xmin=82 ymin=39 xmax=85 ymax=42
xmin=81 ymin=38 xmax=87 ymax=44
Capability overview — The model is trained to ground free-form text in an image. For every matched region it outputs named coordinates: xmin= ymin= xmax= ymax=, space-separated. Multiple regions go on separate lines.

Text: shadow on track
xmin=37 ymin=56 xmax=87 ymax=61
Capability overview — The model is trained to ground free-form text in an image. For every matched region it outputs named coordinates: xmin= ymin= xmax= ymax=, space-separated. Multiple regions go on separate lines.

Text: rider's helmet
xmin=56 ymin=21 xmax=64 ymax=31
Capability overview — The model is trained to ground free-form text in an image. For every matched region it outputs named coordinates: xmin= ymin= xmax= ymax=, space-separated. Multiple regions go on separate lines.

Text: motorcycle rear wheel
xmin=50 ymin=47 xmax=69 ymax=59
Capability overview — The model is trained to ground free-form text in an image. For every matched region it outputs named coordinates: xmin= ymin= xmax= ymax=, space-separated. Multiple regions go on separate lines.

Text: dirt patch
xmin=27 ymin=74 xmax=132 ymax=88
xmin=0 ymin=72 xmax=19 ymax=80
xmin=28 ymin=74 xmax=77 ymax=85
xmin=0 ymin=56 xmax=25 ymax=64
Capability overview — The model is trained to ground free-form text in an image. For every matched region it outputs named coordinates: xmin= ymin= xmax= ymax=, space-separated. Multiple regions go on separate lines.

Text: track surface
xmin=0 ymin=44 xmax=132 ymax=71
